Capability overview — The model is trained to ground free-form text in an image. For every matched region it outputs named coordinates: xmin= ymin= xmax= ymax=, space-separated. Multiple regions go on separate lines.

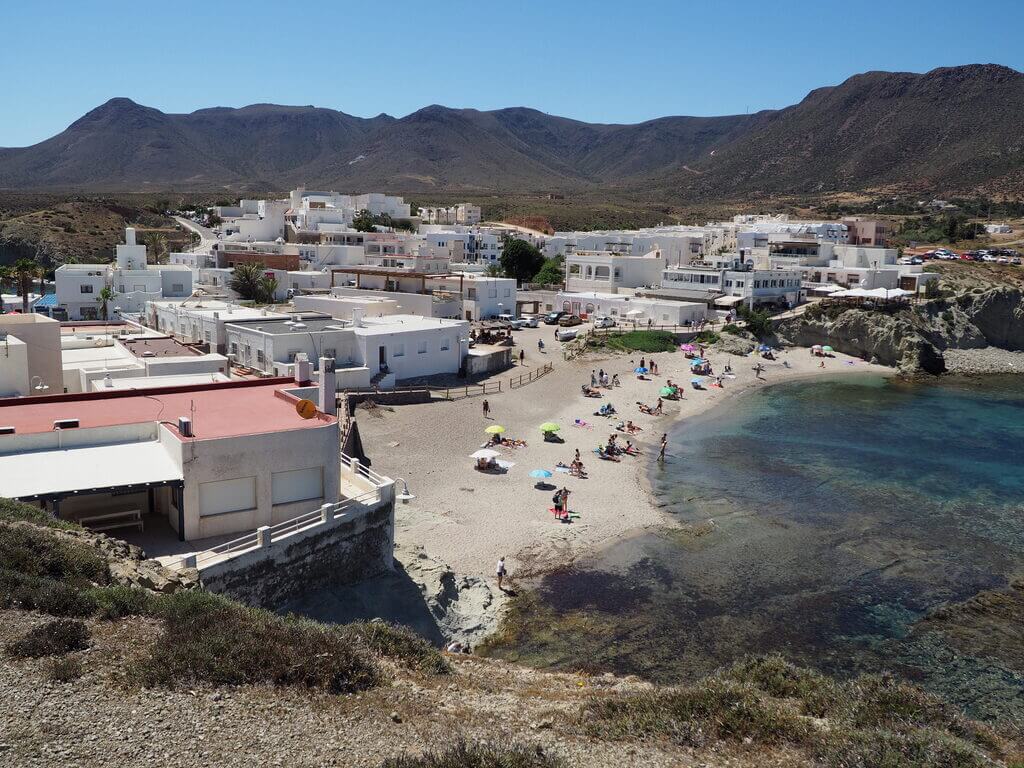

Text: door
xmin=378 ymin=345 xmax=387 ymax=371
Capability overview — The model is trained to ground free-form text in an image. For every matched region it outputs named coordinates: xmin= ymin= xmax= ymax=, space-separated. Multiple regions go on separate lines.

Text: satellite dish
xmin=295 ymin=399 xmax=317 ymax=419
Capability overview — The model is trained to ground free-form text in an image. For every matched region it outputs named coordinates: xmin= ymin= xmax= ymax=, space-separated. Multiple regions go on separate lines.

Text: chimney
xmin=294 ymin=352 xmax=312 ymax=385
xmin=351 ymin=307 xmax=364 ymax=327
xmin=125 ymin=227 xmax=136 ymax=246
xmin=318 ymin=357 xmax=337 ymax=416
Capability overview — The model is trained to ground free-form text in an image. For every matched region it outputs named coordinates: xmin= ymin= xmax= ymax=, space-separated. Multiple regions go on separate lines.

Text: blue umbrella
xmin=529 ymin=469 xmax=553 ymax=479
xmin=759 ymin=344 xmax=772 ymax=352
xmin=690 ymin=358 xmax=705 ymax=365
xmin=634 ymin=366 xmax=648 ymax=374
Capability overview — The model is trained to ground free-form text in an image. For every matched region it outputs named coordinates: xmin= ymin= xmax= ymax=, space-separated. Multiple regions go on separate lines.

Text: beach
xmin=352 ymin=326 xmax=893 ymax=637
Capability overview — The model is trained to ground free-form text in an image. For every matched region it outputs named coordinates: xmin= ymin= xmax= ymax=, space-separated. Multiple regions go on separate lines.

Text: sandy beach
xmin=357 ymin=326 xmax=893 ymax=609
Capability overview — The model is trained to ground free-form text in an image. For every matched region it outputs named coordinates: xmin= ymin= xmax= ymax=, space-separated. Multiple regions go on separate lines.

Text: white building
xmin=418 ymin=203 xmax=482 ymax=226
xmin=148 ymin=300 xmax=290 ymax=353
xmin=554 ymin=291 xmax=707 ymax=325
xmin=660 ymin=255 xmax=803 ymax=309
xmin=55 ymin=228 xmax=194 ymax=320
xmin=0 ymin=380 xmax=345 ymax=541
xmin=225 ymin=313 xmax=470 ymax=388
xmin=565 ymin=250 xmax=665 ymax=294
xmin=0 ymin=314 xmax=62 ymax=395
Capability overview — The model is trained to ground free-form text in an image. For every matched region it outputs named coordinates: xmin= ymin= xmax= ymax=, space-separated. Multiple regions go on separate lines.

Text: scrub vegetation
xmin=586 ymin=329 xmax=679 ymax=354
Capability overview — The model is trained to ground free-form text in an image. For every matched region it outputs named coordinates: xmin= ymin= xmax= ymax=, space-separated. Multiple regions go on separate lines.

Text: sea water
xmin=486 ymin=374 xmax=1024 ymax=719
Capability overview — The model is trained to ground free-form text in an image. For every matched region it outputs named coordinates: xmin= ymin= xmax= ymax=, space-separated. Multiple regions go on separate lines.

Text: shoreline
xmin=350 ymin=327 xmax=894 ymax=643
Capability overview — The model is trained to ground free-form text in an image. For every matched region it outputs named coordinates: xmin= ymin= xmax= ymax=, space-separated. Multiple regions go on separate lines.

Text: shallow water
xmin=485 ymin=374 xmax=1024 ymax=719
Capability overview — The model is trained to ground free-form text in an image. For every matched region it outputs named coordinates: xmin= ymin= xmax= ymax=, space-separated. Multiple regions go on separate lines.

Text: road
xmin=174 ymin=216 xmax=217 ymax=252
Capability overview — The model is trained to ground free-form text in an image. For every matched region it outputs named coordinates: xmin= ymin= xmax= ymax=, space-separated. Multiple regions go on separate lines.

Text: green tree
xmin=229 ymin=263 xmax=265 ymax=301
xmin=483 ymin=263 xmax=504 ymax=277
xmin=96 ymin=286 xmax=115 ymax=320
xmin=737 ymin=304 xmax=774 ymax=340
xmin=352 ymin=209 xmax=377 ymax=232
xmin=12 ymin=258 xmax=40 ymax=314
xmin=258 ymin=275 xmax=279 ymax=304
xmin=533 ymin=256 xmax=564 ymax=286
xmin=499 ymin=238 xmax=545 ymax=284
xmin=143 ymin=233 xmax=168 ymax=264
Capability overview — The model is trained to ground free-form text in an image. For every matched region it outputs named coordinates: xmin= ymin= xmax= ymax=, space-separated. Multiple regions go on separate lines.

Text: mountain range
xmin=1 ymin=64 xmax=1022 ymax=199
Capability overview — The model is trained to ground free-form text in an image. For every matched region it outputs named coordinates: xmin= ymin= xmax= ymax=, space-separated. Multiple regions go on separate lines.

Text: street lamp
xmin=394 ymin=477 xmax=415 ymax=504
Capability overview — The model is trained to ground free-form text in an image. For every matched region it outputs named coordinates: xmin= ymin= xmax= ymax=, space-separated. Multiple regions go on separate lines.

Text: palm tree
xmin=143 ymin=233 xmax=168 ymax=265
xmin=12 ymin=259 xmax=40 ymax=314
xmin=258 ymin=275 xmax=279 ymax=304
xmin=96 ymin=286 xmax=115 ymax=320
xmin=484 ymin=263 xmax=504 ymax=277
xmin=228 ymin=263 xmax=264 ymax=302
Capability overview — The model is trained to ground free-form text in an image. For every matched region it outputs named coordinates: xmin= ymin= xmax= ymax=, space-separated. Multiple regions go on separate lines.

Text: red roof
xmin=0 ymin=379 xmax=333 ymax=441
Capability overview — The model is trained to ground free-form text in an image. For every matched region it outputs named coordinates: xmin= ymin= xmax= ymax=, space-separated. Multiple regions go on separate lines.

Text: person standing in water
xmin=659 ymin=433 xmax=668 ymax=461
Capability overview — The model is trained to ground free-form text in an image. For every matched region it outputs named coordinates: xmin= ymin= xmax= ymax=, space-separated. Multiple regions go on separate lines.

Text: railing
xmin=509 ymin=361 xmax=553 ymax=389
xmin=169 ymin=454 xmax=392 ymax=572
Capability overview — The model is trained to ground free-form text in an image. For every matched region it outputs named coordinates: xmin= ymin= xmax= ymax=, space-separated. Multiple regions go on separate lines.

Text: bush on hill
xmin=379 ymin=741 xmax=563 ymax=768
xmin=7 ymin=619 xmax=89 ymax=658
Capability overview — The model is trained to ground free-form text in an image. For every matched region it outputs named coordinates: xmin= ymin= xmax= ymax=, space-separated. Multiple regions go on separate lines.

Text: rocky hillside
xmin=1 ymin=498 xmax=1017 ymax=768
xmin=2 ymin=65 xmax=1023 ymax=199
xmin=775 ymin=267 xmax=1024 ymax=376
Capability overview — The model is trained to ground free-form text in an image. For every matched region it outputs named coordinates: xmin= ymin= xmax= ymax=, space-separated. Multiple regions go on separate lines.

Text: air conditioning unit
xmin=53 ymin=419 xmax=79 ymax=430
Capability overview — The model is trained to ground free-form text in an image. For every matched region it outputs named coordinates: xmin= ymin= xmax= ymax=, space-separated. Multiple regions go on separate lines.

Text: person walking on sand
xmin=591 ymin=370 xmax=597 ymax=387
xmin=519 ymin=349 xmax=525 ymax=365
xmin=659 ymin=433 xmax=668 ymax=461
xmin=482 ymin=399 xmax=490 ymax=418
xmin=496 ymin=556 xmax=507 ymax=590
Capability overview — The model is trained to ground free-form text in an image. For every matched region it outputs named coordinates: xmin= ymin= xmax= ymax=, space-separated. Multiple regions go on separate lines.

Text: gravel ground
xmin=943 ymin=347 xmax=1024 ymax=374
xmin=0 ymin=608 xmax=774 ymax=768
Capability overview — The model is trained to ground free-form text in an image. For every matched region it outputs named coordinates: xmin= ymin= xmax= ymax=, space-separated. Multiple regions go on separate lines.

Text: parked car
xmin=520 ymin=315 xmax=540 ymax=327
xmin=555 ymin=328 xmax=578 ymax=342
xmin=543 ymin=311 xmax=567 ymax=325
xmin=897 ymin=257 xmax=914 ymax=265
xmin=496 ymin=313 xmax=515 ymax=324
xmin=910 ymin=256 xmax=924 ymax=265
xmin=558 ymin=314 xmax=583 ymax=327
xmin=506 ymin=316 xmax=533 ymax=329
xmin=593 ymin=316 xmax=616 ymax=328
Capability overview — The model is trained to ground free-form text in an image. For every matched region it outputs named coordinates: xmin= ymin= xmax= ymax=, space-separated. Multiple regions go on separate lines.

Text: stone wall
xmin=199 ymin=497 xmax=395 ymax=610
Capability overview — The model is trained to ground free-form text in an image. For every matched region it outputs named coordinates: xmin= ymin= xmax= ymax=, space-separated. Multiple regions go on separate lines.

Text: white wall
xmin=0 ymin=314 xmax=62 ymax=392
xmin=0 ymin=335 xmax=30 ymax=396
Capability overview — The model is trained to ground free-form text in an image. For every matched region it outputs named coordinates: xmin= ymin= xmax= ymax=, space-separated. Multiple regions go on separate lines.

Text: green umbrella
xmin=539 ymin=422 xmax=561 ymax=433
xmin=822 ymin=345 xmax=834 ymax=353
xmin=660 ymin=386 xmax=676 ymax=396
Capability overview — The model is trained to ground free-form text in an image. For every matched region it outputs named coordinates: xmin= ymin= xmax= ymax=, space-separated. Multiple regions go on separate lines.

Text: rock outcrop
xmin=775 ymin=287 xmax=1024 ymax=376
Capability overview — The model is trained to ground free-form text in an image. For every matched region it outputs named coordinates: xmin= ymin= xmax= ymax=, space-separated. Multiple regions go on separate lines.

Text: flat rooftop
xmin=121 ymin=336 xmax=202 ymax=358
xmin=0 ymin=380 xmax=334 ymax=441
xmin=355 ymin=314 xmax=467 ymax=335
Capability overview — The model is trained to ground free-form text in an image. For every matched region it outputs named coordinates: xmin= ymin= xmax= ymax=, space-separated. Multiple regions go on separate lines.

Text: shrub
xmin=0 ymin=498 xmax=78 ymax=530
xmin=86 ymin=585 xmax=155 ymax=620
xmin=379 ymin=741 xmax=563 ymax=768
xmin=133 ymin=591 xmax=381 ymax=694
xmin=7 ymin=619 xmax=89 ymax=658
xmin=589 ymin=330 xmax=678 ymax=354
xmin=814 ymin=727 xmax=996 ymax=768
xmin=339 ymin=621 xmax=451 ymax=675
xmin=33 ymin=581 xmax=98 ymax=617
xmin=48 ymin=656 xmax=84 ymax=683
xmin=694 ymin=330 xmax=720 ymax=344
xmin=722 ymin=655 xmax=841 ymax=717
xmin=0 ymin=523 xmax=108 ymax=587
xmin=721 ymin=323 xmax=743 ymax=335
xmin=582 ymin=678 xmax=810 ymax=748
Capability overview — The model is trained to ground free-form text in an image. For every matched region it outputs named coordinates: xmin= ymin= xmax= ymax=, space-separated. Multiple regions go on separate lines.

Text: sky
xmin=3 ymin=0 xmax=1023 ymax=147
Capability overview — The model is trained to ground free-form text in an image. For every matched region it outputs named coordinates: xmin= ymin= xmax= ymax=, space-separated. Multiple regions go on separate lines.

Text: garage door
xmin=272 ymin=466 xmax=324 ymax=505
xmin=199 ymin=476 xmax=256 ymax=517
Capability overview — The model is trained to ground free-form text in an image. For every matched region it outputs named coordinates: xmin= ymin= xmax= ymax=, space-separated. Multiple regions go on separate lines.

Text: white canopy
xmin=833 ymin=287 xmax=913 ymax=299
xmin=0 ymin=441 xmax=182 ymax=500
xmin=624 ymin=309 xmax=644 ymax=316
xmin=471 ymin=448 xmax=500 ymax=460
xmin=811 ymin=284 xmax=845 ymax=294
xmin=713 ymin=295 xmax=746 ymax=307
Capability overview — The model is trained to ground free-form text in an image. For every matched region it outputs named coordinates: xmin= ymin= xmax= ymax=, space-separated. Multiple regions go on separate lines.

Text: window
xmin=488 ymin=289 xmax=497 ymax=298
xmin=504 ymin=289 xmax=510 ymax=297
xmin=80 ymin=285 xmax=94 ymax=294
xmin=440 ymin=337 xmax=450 ymax=351
xmin=199 ymin=477 xmax=256 ymax=517
xmin=393 ymin=344 xmax=405 ymax=357
xmin=204 ymin=331 xmax=212 ymax=343
xmin=418 ymin=341 xmax=427 ymax=354
xmin=272 ymin=467 xmax=324 ymax=505
xmin=324 ymin=348 xmax=336 ymax=360
xmin=229 ymin=342 xmax=238 ymax=356
xmin=172 ymin=283 xmax=184 ymax=293
xmin=257 ymin=349 xmax=265 ymax=364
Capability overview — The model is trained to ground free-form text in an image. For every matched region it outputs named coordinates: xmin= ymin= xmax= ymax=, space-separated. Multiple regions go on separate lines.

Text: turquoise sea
xmin=488 ymin=375 xmax=1024 ymax=720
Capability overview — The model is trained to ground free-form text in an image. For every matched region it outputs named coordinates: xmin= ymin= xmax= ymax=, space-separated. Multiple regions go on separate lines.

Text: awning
xmin=714 ymin=295 xmax=746 ymax=307
xmin=0 ymin=441 xmax=183 ymax=500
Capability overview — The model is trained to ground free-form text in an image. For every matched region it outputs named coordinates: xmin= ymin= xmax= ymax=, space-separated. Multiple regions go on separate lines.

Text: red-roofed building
xmin=0 ymin=379 xmax=343 ymax=541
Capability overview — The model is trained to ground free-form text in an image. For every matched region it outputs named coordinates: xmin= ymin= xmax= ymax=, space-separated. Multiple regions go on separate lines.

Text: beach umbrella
xmin=811 ymin=344 xmax=823 ymax=350
xmin=634 ymin=366 xmax=648 ymax=374
xmin=471 ymin=448 xmax=500 ymax=459
xmin=660 ymin=386 xmax=676 ymax=396
xmin=822 ymin=345 xmax=834 ymax=353
xmin=484 ymin=424 xmax=506 ymax=434
xmin=539 ymin=422 xmax=561 ymax=433
xmin=759 ymin=344 xmax=772 ymax=352
xmin=679 ymin=343 xmax=697 ymax=352
xmin=691 ymin=378 xmax=702 ymax=386
xmin=529 ymin=469 xmax=553 ymax=479
xmin=690 ymin=358 xmax=705 ymax=366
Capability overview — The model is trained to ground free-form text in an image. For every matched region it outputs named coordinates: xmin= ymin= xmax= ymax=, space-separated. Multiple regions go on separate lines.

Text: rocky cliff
xmin=775 ymin=287 xmax=1024 ymax=376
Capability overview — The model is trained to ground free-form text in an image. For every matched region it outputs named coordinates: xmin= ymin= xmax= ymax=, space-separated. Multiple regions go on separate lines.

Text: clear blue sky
xmin=3 ymin=0 xmax=1023 ymax=147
